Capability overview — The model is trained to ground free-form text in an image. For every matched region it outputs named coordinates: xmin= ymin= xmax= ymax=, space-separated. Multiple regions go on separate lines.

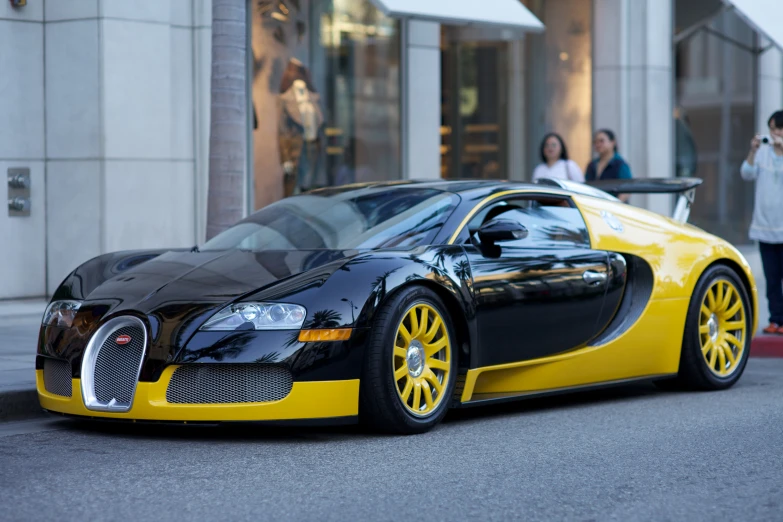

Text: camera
xmin=762 ymin=135 xmax=771 ymax=144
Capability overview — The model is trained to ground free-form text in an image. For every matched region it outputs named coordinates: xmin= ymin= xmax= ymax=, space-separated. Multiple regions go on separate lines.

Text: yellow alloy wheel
xmin=393 ymin=303 xmax=451 ymax=417
xmin=699 ymin=279 xmax=747 ymax=377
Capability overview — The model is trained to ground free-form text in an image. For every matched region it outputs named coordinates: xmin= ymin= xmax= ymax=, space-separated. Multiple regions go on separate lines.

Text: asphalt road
xmin=2 ymin=359 xmax=782 ymax=522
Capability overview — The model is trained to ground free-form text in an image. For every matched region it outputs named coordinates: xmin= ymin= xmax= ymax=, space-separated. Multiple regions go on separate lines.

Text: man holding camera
xmin=741 ymin=110 xmax=783 ymax=334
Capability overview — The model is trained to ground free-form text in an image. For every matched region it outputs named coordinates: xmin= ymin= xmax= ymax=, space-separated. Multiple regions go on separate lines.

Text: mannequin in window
xmin=278 ymin=58 xmax=324 ymax=196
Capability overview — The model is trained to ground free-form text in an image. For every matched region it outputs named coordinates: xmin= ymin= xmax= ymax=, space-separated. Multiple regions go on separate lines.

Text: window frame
xmin=456 ymin=192 xmax=591 ymax=249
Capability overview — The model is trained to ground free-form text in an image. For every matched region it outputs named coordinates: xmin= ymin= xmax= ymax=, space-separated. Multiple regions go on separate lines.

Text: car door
xmin=462 ymin=194 xmax=610 ymax=367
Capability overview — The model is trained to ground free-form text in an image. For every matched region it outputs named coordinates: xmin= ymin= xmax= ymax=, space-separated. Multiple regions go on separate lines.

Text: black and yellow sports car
xmin=37 ymin=178 xmax=757 ymax=434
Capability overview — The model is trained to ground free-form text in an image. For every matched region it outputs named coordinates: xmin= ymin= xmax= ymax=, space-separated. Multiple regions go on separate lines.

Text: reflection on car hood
xmin=81 ymin=249 xmax=357 ymax=315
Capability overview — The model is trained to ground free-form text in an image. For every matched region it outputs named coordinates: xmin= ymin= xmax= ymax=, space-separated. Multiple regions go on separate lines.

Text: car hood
xmin=44 ymin=248 xmax=358 ymax=382
xmin=78 ymin=249 xmax=357 ymax=316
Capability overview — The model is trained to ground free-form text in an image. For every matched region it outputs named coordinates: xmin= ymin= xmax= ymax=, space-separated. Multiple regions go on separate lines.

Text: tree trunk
xmin=206 ymin=0 xmax=247 ymax=240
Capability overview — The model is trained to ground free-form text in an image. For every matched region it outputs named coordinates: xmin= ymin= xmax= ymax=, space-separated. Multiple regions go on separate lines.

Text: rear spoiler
xmin=536 ymin=177 xmax=703 ymax=223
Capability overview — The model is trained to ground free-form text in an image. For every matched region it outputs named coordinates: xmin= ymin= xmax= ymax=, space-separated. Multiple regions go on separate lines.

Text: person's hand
xmin=751 ymin=135 xmax=761 ymax=151
xmin=772 ymin=135 xmax=783 ymax=149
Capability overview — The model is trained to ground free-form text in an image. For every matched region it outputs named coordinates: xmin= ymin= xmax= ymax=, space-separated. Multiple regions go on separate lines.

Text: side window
xmin=467 ymin=195 xmax=590 ymax=249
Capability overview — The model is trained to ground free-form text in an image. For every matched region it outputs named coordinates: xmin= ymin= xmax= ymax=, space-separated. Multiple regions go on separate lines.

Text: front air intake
xmin=166 ymin=364 xmax=293 ymax=404
xmin=43 ymin=358 xmax=72 ymax=397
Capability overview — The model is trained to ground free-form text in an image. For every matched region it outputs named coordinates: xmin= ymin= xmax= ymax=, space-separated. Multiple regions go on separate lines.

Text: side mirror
xmin=477 ymin=219 xmax=528 ymax=244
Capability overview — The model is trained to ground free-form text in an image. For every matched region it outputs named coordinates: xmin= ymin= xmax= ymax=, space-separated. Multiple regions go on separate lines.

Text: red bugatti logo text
xmin=115 ymin=335 xmax=132 ymax=345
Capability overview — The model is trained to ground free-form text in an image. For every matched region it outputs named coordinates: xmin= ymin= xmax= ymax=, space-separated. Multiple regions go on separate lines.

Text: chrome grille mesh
xmin=166 ymin=365 xmax=293 ymax=404
xmin=93 ymin=324 xmax=146 ymax=406
xmin=43 ymin=358 xmax=72 ymax=397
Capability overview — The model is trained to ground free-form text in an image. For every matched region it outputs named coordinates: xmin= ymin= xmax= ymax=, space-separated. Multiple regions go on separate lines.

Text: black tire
xmin=668 ymin=264 xmax=752 ymax=391
xmin=359 ymin=286 xmax=458 ymax=434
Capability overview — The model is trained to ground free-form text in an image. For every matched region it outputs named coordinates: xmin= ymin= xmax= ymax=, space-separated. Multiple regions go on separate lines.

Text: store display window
xmin=251 ymin=0 xmax=401 ymax=210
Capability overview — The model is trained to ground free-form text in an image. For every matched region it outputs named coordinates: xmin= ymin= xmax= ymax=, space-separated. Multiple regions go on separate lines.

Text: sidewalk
xmin=0 ymin=299 xmax=47 ymax=420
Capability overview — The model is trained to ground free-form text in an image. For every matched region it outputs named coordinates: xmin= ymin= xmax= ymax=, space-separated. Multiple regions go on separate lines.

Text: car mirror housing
xmin=477 ymin=219 xmax=528 ymax=244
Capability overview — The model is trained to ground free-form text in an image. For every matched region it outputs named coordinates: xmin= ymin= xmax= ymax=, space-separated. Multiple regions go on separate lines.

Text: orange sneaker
xmin=763 ymin=323 xmax=780 ymax=334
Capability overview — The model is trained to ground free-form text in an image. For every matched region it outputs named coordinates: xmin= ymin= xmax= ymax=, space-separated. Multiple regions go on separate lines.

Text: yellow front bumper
xmin=36 ymin=366 xmax=359 ymax=422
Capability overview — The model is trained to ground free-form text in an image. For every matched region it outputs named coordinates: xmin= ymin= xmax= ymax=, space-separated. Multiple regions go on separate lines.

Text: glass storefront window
xmin=440 ymin=0 xmax=592 ymax=183
xmin=250 ymin=0 xmax=401 ymax=211
xmin=441 ymin=37 xmax=510 ymax=179
xmin=675 ymin=1 xmax=757 ymax=245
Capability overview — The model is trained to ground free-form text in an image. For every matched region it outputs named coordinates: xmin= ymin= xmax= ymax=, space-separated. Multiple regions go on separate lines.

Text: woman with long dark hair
xmin=532 ymin=133 xmax=584 ymax=182
xmin=585 ymin=129 xmax=633 ymax=202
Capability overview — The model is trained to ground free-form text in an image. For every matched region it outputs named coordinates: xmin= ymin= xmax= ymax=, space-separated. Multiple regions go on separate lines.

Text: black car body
xmin=36 ymin=179 xmax=757 ymax=433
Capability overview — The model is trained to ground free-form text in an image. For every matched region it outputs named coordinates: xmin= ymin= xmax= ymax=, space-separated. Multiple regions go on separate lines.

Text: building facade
xmin=2 ymin=0 xmax=782 ymax=299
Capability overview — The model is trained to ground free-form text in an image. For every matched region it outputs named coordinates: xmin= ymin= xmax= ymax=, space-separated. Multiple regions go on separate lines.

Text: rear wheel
xmin=359 ymin=286 xmax=457 ymax=434
xmin=665 ymin=265 xmax=751 ymax=390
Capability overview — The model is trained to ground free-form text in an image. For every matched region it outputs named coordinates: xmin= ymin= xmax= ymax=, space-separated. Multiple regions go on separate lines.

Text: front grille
xmin=43 ymin=358 xmax=72 ymax=397
xmin=81 ymin=316 xmax=148 ymax=412
xmin=93 ymin=325 xmax=146 ymax=405
xmin=166 ymin=365 xmax=293 ymax=404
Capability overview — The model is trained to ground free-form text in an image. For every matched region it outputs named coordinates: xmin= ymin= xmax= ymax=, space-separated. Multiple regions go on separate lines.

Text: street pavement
xmin=1 ymin=358 xmax=782 ymax=521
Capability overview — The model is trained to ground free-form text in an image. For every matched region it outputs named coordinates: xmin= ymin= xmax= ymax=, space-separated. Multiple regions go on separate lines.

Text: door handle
xmin=582 ymin=270 xmax=607 ymax=285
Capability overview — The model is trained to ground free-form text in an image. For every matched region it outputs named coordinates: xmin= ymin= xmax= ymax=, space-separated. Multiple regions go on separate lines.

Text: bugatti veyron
xmin=36 ymin=178 xmax=757 ymax=434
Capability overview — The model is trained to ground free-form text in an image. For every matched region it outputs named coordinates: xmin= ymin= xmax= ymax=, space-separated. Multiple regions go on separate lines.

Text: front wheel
xmin=674 ymin=265 xmax=752 ymax=390
xmin=359 ymin=286 xmax=457 ymax=434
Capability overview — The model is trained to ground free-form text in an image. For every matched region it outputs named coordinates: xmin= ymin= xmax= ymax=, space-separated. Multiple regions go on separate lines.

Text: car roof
xmin=307 ymin=179 xmax=540 ymax=196
xmin=302 ymin=178 xmax=624 ymax=207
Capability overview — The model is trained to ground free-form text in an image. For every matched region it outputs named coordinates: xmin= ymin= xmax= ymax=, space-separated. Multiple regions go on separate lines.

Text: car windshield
xmin=201 ymin=186 xmax=460 ymax=251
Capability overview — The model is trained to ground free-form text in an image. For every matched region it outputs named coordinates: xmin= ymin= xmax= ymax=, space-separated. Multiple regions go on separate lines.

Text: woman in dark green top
xmin=585 ymin=129 xmax=633 ymax=202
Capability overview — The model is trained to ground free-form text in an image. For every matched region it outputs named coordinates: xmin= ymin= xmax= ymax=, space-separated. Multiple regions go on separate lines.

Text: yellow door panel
xmin=461 ymin=298 xmax=688 ymax=402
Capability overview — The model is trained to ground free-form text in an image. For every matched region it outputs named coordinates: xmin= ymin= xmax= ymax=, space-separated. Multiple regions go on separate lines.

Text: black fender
xmin=241 ymin=245 xmax=476 ymax=370
xmin=41 ymin=246 xmax=476 ymax=383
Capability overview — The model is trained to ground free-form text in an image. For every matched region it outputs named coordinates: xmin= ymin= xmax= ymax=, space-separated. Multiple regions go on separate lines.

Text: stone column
xmin=593 ymin=0 xmax=674 ymax=215
xmin=43 ymin=0 xmax=203 ymax=294
xmin=403 ymin=20 xmax=441 ymax=180
xmin=0 ymin=0 xmax=207 ymax=298
xmin=44 ymin=0 xmax=103 ymax=294
xmin=194 ymin=0 xmax=213 ymax=244
xmin=96 ymin=1 xmax=198 ymax=256
xmin=756 ymin=37 xmax=783 ymax=132
xmin=507 ymin=39 xmax=527 ymax=181
xmin=0 ymin=1 xmax=45 ymax=298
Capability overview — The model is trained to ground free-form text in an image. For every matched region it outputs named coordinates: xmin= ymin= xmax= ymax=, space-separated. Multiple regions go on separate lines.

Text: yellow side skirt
xmin=37 ymin=367 xmax=359 ymax=422
xmin=460 ymin=298 xmax=689 ymax=402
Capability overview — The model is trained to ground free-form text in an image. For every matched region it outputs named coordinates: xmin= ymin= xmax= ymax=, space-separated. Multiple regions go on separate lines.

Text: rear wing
xmin=535 ymin=177 xmax=703 ymax=223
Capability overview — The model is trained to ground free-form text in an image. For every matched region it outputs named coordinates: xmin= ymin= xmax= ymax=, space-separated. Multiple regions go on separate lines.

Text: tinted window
xmin=202 ymin=187 xmax=459 ymax=251
xmin=467 ymin=197 xmax=590 ymax=249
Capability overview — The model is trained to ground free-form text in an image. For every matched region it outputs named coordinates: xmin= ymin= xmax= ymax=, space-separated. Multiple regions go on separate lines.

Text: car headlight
xmin=200 ymin=303 xmax=307 ymax=331
xmin=42 ymin=300 xmax=81 ymax=328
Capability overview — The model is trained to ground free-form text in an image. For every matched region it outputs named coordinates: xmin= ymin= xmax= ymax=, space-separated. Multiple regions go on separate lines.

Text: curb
xmin=751 ymin=334 xmax=783 ymax=358
xmin=0 ymin=388 xmax=43 ymax=422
